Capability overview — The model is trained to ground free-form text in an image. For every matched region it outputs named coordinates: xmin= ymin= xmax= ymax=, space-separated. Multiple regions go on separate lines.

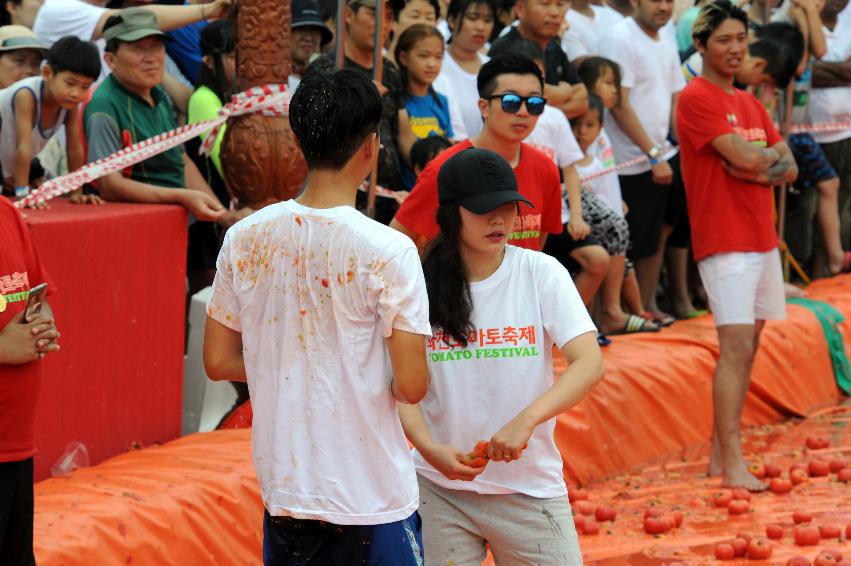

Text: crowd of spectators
xmin=0 ymin=0 xmax=849 ymax=343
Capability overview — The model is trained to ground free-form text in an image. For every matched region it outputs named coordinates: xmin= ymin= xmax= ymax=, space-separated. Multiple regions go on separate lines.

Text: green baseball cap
xmin=103 ymin=8 xmax=169 ymax=43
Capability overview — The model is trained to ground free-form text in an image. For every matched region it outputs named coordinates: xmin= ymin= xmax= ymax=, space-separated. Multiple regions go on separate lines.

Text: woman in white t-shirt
xmin=399 ymin=148 xmax=604 ymax=564
xmin=432 ymin=0 xmax=496 ymax=139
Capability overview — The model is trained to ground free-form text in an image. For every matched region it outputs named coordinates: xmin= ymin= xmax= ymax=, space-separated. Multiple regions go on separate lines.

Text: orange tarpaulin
xmin=34 ymin=276 xmax=851 ymax=565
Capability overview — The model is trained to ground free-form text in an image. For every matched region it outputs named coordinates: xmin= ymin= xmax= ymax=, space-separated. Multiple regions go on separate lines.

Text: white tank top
xmin=0 ymin=76 xmax=68 ymax=180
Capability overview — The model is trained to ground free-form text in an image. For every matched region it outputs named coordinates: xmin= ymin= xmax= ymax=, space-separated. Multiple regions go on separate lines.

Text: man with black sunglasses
xmin=392 ymin=54 xmax=564 ymax=256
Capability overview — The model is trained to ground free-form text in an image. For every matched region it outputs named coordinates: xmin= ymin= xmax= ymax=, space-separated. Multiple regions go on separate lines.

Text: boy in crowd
xmin=203 ymin=69 xmax=431 ymax=564
xmin=677 ymin=0 xmax=797 ymax=490
xmin=0 ymin=195 xmax=61 ymax=565
xmin=0 ymin=35 xmax=101 ymax=203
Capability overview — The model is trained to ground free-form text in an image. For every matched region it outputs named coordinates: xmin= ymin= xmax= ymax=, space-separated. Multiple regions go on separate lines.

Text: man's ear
xmin=478 ymin=97 xmax=489 ymax=121
xmin=104 ymin=51 xmax=117 ymax=71
xmin=42 ymin=64 xmax=52 ymax=81
xmin=752 ymin=57 xmax=767 ymax=74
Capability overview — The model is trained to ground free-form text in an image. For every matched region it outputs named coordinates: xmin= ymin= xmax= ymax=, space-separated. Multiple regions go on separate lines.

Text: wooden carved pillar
xmin=221 ymin=0 xmax=307 ymax=209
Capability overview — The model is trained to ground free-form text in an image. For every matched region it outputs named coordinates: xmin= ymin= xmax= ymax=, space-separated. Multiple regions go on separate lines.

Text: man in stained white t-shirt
xmin=599 ymin=0 xmax=699 ymax=324
xmin=204 ymin=69 xmax=431 ymax=564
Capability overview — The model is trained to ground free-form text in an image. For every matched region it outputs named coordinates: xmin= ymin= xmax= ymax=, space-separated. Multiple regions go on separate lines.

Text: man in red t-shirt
xmin=0 ymin=196 xmax=60 ymax=564
xmin=392 ymin=53 xmax=608 ymax=305
xmin=676 ymin=0 xmax=797 ymax=491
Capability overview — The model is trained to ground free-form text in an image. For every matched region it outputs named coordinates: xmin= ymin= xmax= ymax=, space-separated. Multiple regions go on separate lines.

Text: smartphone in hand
xmin=21 ymin=283 xmax=47 ymax=323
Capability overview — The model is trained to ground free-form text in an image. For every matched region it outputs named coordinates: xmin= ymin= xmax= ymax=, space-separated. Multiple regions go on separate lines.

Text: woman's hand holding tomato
xmin=488 ymin=412 xmax=535 ymax=462
xmin=420 ymin=442 xmax=487 ymax=481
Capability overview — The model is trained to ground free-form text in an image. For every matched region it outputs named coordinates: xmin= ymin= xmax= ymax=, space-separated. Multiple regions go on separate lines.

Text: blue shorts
xmin=262 ymin=510 xmax=424 ymax=565
xmin=789 ymin=133 xmax=838 ymax=189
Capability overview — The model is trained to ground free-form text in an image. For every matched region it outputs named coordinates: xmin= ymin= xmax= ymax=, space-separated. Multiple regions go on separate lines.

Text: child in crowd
xmin=0 ymin=35 xmax=101 ymax=204
xmin=571 ymin=95 xmax=658 ymax=333
xmin=410 ymin=134 xmax=453 ymax=176
xmin=578 ymin=56 xmax=649 ymax=323
xmin=399 ymin=147 xmax=604 ymax=564
xmin=395 ymin=24 xmax=456 ymax=189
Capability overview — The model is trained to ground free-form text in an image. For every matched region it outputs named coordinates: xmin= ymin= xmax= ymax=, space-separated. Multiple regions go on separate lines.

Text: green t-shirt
xmin=84 ymin=74 xmax=184 ymax=189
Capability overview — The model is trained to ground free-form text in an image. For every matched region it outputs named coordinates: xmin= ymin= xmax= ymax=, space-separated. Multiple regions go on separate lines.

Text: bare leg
xmin=707 ymin=322 xmax=767 ymax=490
xmin=570 ymin=245 xmax=610 ymax=307
xmin=815 ymin=177 xmax=846 ymax=274
xmin=637 ymin=224 xmax=674 ymax=317
xmin=598 ymin=255 xmax=650 ymax=332
xmin=666 ymin=246 xmax=698 ymax=318
xmin=622 ymin=270 xmax=644 ymax=315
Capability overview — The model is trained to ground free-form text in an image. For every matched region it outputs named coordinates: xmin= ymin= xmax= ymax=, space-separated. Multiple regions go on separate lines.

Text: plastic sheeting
xmin=34 ymin=276 xmax=851 ymax=565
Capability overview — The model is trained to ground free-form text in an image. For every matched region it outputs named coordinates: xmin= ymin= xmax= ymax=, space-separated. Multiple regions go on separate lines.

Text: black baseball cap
xmin=293 ymin=0 xmax=333 ymax=46
xmin=437 ymin=148 xmax=532 ymax=214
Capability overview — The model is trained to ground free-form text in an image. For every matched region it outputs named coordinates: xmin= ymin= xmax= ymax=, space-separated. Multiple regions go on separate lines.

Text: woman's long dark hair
xmin=422 ymin=202 xmax=474 ymax=347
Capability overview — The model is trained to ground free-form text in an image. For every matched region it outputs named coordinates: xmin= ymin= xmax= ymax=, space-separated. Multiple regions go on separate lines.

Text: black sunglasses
xmin=485 ymin=93 xmax=547 ymax=116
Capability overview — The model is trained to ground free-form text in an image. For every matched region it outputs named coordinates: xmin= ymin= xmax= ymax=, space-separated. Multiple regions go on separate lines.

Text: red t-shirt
xmin=393 ymin=140 xmax=563 ymax=250
xmin=676 ymin=77 xmax=783 ymax=262
xmin=0 ymin=196 xmax=55 ymax=462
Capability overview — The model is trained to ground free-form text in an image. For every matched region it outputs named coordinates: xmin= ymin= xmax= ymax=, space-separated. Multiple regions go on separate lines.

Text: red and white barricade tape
xmin=788 ymin=120 xmax=851 ymax=135
xmin=14 ymin=84 xmax=291 ymax=209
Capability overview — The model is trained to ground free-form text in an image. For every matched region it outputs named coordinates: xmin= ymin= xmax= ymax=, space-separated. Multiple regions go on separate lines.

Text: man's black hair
xmin=391 ymin=0 xmax=441 ymax=20
xmin=754 ymin=21 xmax=804 ymax=77
xmin=410 ymin=136 xmax=452 ymax=172
xmin=476 ymin=52 xmax=544 ymax=98
xmin=318 ymin=0 xmax=338 ymax=21
xmin=511 ymin=39 xmax=544 ymax=64
xmin=47 ymin=36 xmax=102 ymax=80
xmin=289 ymin=69 xmax=383 ymax=170
xmin=748 ymin=35 xmax=798 ymax=88
xmin=692 ymin=0 xmax=748 ymax=49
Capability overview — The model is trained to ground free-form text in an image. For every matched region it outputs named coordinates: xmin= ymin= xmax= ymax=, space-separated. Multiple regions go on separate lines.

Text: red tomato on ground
xmin=746 ymin=537 xmax=773 ymax=560
xmin=829 ymin=458 xmax=846 ymax=473
xmin=574 ymin=501 xmax=594 ymax=516
xmin=793 ymin=511 xmax=813 ymax=524
xmin=713 ymin=490 xmax=733 ymax=507
xmin=765 ymin=463 xmax=782 ymax=478
xmin=728 ymin=499 xmax=750 ymax=515
xmin=568 ymin=488 xmax=589 ymax=503
xmin=671 ymin=511 xmax=683 ymax=528
xmin=731 ymin=488 xmax=752 ymax=501
xmin=794 ymin=525 xmax=821 ymax=546
xmin=715 ymin=543 xmax=735 ymax=560
xmin=582 ymin=520 xmax=599 ymax=535
xmin=643 ymin=516 xmax=668 ymax=535
xmin=748 ymin=463 xmax=766 ymax=479
xmin=595 ymin=505 xmax=616 ymax=522
xmin=771 ymin=478 xmax=793 ymax=494
xmin=820 ymin=524 xmax=842 ymax=539
xmin=815 ymin=554 xmax=839 ymax=566
xmin=730 ymin=537 xmax=749 ymax=557
xmin=791 ymin=468 xmax=810 ymax=485
xmin=765 ymin=524 xmax=783 ymax=539
xmin=837 ymin=468 xmax=851 ymax=483
xmin=820 ymin=548 xmax=843 ymax=561
xmin=787 ymin=556 xmax=813 ymax=566
xmin=809 ymin=459 xmax=831 ymax=477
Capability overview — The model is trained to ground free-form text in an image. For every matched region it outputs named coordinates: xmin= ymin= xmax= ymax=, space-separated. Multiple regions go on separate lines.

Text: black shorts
xmin=0 ymin=457 xmax=35 ymax=566
xmin=620 ymin=168 xmax=671 ymax=260
xmin=543 ymin=225 xmax=603 ymax=273
xmin=789 ymin=133 xmax=838 ymax=190
xmin=663 ymin=154 xmax=690 ymax=249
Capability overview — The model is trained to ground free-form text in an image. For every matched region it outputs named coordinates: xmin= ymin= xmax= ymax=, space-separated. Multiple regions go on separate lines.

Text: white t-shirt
xmin=599 ymin=17 xmax=684 ymax=175
xmin=33 ymin=0 xmax=108 ymax=80
xmin=434 ymin=51 xmax=489 ymax=140
xmin=413 ymin=245 xmax=596 ymax=498
xmin=524 ymin=105 xmax=584 ymax=224
xmin=561 ymin=5 xmax=624 ymax=60
xmin=524 ymin=105 xmax=584 ymax=169
xmin=810 ymin=23 xmax=851 ymax=144
xmin=576 ymin=155 xmax=623 ymax=217
xmin=207 ymin=200 xmax=432 ymax=525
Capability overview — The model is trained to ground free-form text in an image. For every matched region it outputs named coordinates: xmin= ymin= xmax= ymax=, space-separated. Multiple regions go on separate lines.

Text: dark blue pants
xmin=262 ymin=510 xmax=423 ymax=565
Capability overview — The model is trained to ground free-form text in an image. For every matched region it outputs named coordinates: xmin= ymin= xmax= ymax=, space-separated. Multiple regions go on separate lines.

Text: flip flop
xmin=597 ymin=332 xmax=612 ymax=347
xmin=685 ymin=309 xmax=708 ymax=319
xmin=608 ymin=314 xmax=661 ymax=335
xmin=642 ymin=311 xmax=676 ymax=328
